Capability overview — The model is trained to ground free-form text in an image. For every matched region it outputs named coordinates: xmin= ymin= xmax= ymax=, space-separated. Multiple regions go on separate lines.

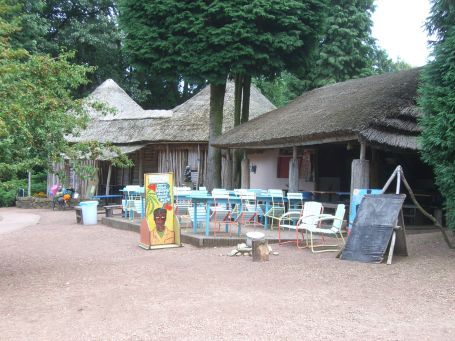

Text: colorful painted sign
xmin=139 ymin=173 xmax=181 ymax=249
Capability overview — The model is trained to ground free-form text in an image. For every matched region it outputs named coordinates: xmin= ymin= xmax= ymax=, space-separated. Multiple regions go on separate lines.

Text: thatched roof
xmin=69 ymin=80 xmax=276 ymax=146
xmin=213 ymin=68 xmax=423 ymax=151
xmin=86 ymin=79 xmax=173 ymax=120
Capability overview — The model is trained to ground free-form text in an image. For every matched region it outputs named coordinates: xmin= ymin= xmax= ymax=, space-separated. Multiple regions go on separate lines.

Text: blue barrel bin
xmin=79 ymin=201 xmax=99 ymax=225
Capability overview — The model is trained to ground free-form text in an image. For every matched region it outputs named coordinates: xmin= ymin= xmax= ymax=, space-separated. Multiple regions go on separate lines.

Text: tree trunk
xmin=206 ymin=82 xmax=226 ymax=191
xmin=241 ymin=153 xmax=250 ymax=189
xmin=241 ymin=75 xmax=251 ymax=123
xmin=232 ymin=75 xmax=243 ymax=189
xmin=234 ymin=74 xmax=243 ymax=126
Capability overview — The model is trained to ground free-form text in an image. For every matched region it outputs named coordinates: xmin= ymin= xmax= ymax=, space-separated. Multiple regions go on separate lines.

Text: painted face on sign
xmin=153 ymin=208 xmax=167 ymax=232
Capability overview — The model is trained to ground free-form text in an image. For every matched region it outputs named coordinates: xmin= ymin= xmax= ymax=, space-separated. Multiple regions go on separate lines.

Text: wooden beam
xmin=288 ymin=146 xmax=299 ymax=192
xmin=105 ymin=163 xmax=112 ymax=196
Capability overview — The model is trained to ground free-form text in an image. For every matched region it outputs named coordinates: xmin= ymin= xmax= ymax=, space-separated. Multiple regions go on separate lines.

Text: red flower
xmin=148 ymin=184 xmax=156 ymax=191
xmin=163 ymin=203 xmax=172 ymax=211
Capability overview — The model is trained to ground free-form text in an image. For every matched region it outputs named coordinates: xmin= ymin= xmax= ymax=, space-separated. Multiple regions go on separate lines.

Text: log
xmin=252 ymin=239 xmax=269 ymax=262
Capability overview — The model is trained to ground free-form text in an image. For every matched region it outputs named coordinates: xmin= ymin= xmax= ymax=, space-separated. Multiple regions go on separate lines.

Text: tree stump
xmin=252 ymin=239 xmax=269 ymax=262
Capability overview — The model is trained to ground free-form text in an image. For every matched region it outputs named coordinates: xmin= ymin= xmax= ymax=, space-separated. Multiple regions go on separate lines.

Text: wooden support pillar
xmin=197 ymin=144 xmax=201 ymax=188
xmin=288 ymin=146 xmax=299 ymax=193
xmin=27 ymin=171 xmax=32 ymax=197
xmin=138 ymin=149 xmax=144 ymax=186
xmin=223 ymin=149 xmax=233 ymax=190
xmin=350 ymin=142 xmax=370 ymax=206
xmin=360 ymin=141 xmax=366 ymax=160
xmin=241 ymin=153 xmax=250 ymax=189
xmin=166 ymin=145 xmax=170 ymax=172
xmin=105 ymin=162 xmax=112 ymax=196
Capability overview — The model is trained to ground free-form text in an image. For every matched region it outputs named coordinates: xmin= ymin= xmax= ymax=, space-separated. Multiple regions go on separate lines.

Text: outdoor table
xmin=176 ymin=193 xmax=288 ymax=236
xmin=92 ymin=194 xmax=123 ymax=206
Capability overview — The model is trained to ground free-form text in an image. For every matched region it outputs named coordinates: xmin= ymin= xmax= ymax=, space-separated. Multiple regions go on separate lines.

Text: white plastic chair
xmin=278 ymin=201 xmax=323 ymax=248
xmin=301 ymin=204 xmax=346 ymax=253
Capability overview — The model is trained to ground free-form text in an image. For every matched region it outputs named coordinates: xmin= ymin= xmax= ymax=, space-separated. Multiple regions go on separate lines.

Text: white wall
xmin=248 ymin=149 xmax=315 ymax=191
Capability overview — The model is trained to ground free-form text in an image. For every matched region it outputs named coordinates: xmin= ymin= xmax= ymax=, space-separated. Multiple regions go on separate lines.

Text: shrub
xmin=0 ymin=172 xmax=47 ymax=207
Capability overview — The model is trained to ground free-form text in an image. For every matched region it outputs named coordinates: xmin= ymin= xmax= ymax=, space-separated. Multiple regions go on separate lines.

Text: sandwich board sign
xmin=341 ymin=194 xmax=408 ymax=264
xmin=139 ymin=172 xmax=181 ymax=250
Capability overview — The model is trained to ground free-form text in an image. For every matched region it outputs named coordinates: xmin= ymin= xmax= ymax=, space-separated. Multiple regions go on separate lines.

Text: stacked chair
xmin=122 ymin=185 xmax=144 ymax=220
xmin=188 ymin=189 xmax=208 ymax=231
xmin=263 ymin=189 xmax=286 ymax=230
xmin=173 ymin=186 xmax=192 ymax=227
xmin=210 ymin=189 xmax=237 ymax=236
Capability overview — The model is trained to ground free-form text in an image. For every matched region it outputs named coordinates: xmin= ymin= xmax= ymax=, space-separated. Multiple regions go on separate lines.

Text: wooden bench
xmin=104 ymin=204 xmax=123 ymax=217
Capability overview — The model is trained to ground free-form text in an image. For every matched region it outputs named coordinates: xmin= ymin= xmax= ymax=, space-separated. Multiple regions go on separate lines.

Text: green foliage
xmin=0 ymin=1 xmax=90 ymax=178
xmin=0 ymin=172 xmax=47 ymax=207
xmin=119 ymin=0 xmax=327 ymax=83
xmin=119 ymin=0 xmax=327 ymax=189
xmin=418 ymin=0 xmax=455 ymax=229
xmin=304 ymin=0 xmax=376 ymax=88
xmin=253 ymin=71 xmax=306 ymax=107
xmin=10 ymin=0 xmax=127 ymax=96
xmin=254 ymin=1 xmax=412 ymax=104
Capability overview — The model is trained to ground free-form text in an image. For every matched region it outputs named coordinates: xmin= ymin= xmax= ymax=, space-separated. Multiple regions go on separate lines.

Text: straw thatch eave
xmin=68 ymin=80 xmax=276 ymax=145
xmin=213 ymin=68 xmax=422 ymax=151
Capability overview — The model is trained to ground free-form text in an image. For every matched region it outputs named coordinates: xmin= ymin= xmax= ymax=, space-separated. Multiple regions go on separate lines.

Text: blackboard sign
xmin=340 ymin=194 xmax=406 ymax=263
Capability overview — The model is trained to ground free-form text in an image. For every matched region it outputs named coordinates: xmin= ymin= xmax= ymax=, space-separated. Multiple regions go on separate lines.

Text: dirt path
xmin=0 ymin=207 xmax=454 ymax=340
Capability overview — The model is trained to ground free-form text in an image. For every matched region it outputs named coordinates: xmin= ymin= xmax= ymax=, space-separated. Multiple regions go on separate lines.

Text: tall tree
xmin=418 ymin=0 xmax=455 ymax=230
xmin=254 ymin=1 xmax=411 ymax=107
xmin=305 ymin=0 xmax=376 ymax=88
xmin=10 ymin=0 xmax=127 ymax=96
xmin=119 ymin=0 xmax=327 ymax=189
xmin=0 ymin=0 xmax=92 ymax=180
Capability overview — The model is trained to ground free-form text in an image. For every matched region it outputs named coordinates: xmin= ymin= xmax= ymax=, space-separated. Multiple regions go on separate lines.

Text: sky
xmin=372 ymin=0 xmax=431 ymax=67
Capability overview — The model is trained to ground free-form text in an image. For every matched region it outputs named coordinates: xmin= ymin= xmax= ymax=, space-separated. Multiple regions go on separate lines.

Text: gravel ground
xmin=0 ymin=207 xmax=454 ymax=341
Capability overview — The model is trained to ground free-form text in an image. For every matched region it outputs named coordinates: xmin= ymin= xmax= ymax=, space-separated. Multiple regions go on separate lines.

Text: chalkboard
xmin=340 ymin=194 xmax=406 ymax=263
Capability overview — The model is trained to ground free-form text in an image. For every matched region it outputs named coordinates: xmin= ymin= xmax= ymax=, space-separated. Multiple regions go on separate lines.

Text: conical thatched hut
xmin=50 ymin=80 xmax=275 ymax=196
xmin=213 ymin=68 xmax=440 ymax=222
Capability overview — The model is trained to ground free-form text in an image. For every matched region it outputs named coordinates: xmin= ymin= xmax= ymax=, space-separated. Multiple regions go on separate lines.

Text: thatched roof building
xmin=70 ymin=80 xmax=276 ymax=145
xmin=59 ymin=79 xmax=276 ymax=193
xmin=213 ymin=68 xmax=422 ymax=151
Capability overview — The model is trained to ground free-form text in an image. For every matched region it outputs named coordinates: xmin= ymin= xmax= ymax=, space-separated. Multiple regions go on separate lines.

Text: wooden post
xmin=252 ymin=239 xmax=269 ymax=262
xmin=166 ymin=145 xmax=170 ymax=172
xmin=223 ymin=149 xmax=233 ymax=189
xmin=27 ymin=171 xmax=32 ymax=197
xmin=241 ymin=152 xmax=250 ymax=189
xmin=197 ymin=144 xmax=201 ymax=188
xmin=288 ymin=146 xmax=299 ymax=192
xmin=350 ymin=160 xmax=370 ymax=193
xmin=350 ymin=142 xmax=370 ymax=220
xmin=350 ymin=141 xmax=369 ymax=193
xmin=105 ymin=162 xmax=112 ymax=196
xmin=138 ymin=149 xmax=144 ymax=186
xmin=360 ymin=141 xmax=366 ymax=160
